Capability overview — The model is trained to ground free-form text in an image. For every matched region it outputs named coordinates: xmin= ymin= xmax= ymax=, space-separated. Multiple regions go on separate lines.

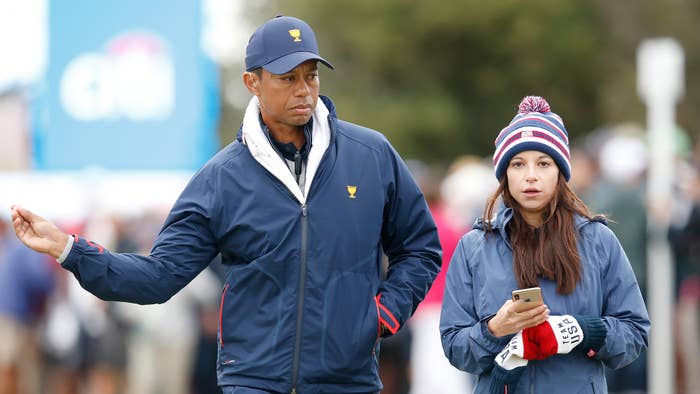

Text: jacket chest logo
xmin=347 ymin=185 xmax=357 ymax=199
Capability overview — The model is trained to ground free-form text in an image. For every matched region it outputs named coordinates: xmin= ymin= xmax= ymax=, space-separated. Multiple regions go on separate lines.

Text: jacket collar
xmin=236 ymin=95 xmax=337 ymax=141
xmin=240 ymin=95 xmax=333 ymax=203
xmin=473 ymin=207 xmax=605 ymax=238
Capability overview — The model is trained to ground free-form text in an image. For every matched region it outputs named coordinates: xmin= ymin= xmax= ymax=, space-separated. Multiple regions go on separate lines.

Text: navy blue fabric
xmin=488 ymin=363 xmax=525 ymax=394
xmin=61 ymin=95 xmax=441 ymax=394
xmin=245 ymin=16 xmax=333 ymax=74
xmin=220 ymin=386 xmax=280 ymax=394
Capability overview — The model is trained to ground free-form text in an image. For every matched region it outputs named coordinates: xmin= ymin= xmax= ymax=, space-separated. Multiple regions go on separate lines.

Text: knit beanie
xmin=493 ymin=96 xmax=571 ymax=181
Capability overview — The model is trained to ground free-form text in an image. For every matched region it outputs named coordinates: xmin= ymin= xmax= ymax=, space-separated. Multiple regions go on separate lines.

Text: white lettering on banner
xmin=60 ymin=31 xmax=175 ymax=122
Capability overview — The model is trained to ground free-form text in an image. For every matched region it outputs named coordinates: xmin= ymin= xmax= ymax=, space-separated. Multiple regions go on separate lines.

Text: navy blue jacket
xmin=61 ymin=96 xmax=441 ymax=393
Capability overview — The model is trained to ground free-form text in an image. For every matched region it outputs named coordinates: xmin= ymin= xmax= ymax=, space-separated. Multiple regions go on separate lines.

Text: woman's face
xmin=506 ymin=150 xmax=560 ymax=227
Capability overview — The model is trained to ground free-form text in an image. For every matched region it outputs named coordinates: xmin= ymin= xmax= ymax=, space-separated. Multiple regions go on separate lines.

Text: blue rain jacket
xmin=440 ymin=207 xmax=649 ymax=393
xmin=61 ymin=96 xmax=441 ymax=393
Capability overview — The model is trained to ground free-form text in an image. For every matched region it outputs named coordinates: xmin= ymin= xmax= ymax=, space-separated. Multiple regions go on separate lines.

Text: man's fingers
xmin=11 ymin=208 xmax=33 ymax=239
xmin=15 ymin=205 xmax=38 ymax=222
xmin=14 ymin=218 xmax=28 ymax=235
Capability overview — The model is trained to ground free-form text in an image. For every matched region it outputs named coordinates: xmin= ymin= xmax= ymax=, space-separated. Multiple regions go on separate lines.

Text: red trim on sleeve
xmin=86 ymin=240 xmax=104 ymax=254
xmin=75 ymin=235 xmax=105 ymax=253
xmin=375 ymin=294 xmax=400 ymax=334
xmin=374 ymin=296 xmax=382 ymax=338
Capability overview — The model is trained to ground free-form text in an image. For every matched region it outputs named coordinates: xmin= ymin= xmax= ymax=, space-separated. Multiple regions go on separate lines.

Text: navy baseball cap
xmin=245 ymin=16 xmax=334 ymax=74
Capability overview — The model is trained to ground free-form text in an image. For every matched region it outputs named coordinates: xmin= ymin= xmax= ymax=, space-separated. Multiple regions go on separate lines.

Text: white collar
xmin=241 ymin=96 xmax=330 ymax=203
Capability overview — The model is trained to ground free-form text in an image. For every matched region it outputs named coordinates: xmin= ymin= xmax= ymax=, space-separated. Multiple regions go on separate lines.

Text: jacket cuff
xmin=488 ymin=362 xmax=525 ymax=394
xmin=375 ymin=294 xmax=400 ymax=336
xmin=57 ymin=235 xmax=75 ymax=264
xmin=574 ymin=315 xmax=607 ymax=357
xmin=61 ymin=234 xmax=106 ymax=270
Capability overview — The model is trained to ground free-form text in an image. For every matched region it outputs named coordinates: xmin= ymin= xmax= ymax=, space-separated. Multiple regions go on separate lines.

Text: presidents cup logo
xmin=289 ymin=29 xmax=302 ymax=42
xmin=347 ymin=185 xmax=357 ymax=199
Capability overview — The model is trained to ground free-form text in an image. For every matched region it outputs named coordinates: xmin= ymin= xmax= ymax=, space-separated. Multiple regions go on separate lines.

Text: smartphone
xmin=511 ymin=287 xmax=544 ymax=312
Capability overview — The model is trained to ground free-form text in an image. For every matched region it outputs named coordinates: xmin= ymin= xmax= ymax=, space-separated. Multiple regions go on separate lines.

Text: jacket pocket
xmin=218 ymin=283 xmax=229 ymax=348
xmin=320 ymin=272 xmax=378 ymax=374
xmin=218 ymin=264 xmax=285 ymax=372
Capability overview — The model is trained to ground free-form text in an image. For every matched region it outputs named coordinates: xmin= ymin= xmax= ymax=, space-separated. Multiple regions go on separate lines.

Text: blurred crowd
xmin=1 ymin=123 xmax=699 ymax=394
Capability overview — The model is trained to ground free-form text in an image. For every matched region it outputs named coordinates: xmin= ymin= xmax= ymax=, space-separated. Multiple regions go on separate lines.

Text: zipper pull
xmin=294 ymin=151 xmax=302 ymax=179
xmin=301 ymin=204 xmax=307 ymax=217
xmin=291 ymin=389 xmax=297 ymax=394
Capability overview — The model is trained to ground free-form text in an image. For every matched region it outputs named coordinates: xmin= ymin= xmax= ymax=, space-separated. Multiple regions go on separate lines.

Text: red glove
xmin=522 ymin=315 xmax=584 ymax=360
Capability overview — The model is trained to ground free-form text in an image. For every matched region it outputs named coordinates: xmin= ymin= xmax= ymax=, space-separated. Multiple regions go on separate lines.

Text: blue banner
xmin=33 ymin=0 xmax=219 ymax=170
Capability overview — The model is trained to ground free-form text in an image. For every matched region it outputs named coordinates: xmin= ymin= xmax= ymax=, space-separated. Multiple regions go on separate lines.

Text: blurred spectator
xmin=378 ymin=327 xmax=412 ymax=394
xmin=0 ymin=212 xmax=56 ymax=394
xmin=589 ymin=126 xmax=649 ymax=293
xmin=584 ymin=126 xmax=649 ymax=394
xmin=439 ymin=156 xmax=496 ymax=234
xmin=117 ymin=268 xmax=220 ymax=394
xmin=675 ymin=277 xmax=700 ymax=394
xmin=407 ymin=160 xmax=473 ymax=394
xmin=669 ymin=144 xmax=700 ymax=394
xmin=568 ymin=147 xmax=600 ymax=202
xmin=113 ymin=210 xmax=221 ymax=394
xmin=40 ymin=217 xmax=127 ymax=394
xmin=669 ymin=132 xmax=700 ymax=291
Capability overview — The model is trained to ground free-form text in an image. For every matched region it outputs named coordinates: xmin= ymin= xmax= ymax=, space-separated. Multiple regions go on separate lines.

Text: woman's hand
xmin=487 ymin=299 xmax=549 ymax=338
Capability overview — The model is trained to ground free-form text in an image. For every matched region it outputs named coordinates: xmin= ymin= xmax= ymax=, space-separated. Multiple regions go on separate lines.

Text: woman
xmin=440 ymin=96 xmax=650 ymax=393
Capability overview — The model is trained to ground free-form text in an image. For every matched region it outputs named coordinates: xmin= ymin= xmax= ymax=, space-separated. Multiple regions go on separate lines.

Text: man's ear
xmin=242 ymin=72 xmax=260 ymax=96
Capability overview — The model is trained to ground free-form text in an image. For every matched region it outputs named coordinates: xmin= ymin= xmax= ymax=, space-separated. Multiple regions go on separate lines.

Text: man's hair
xmin=251 ymin=67 xmax=263 ymax=79
xmin=483 ymin=173 xmax=605 ymax=294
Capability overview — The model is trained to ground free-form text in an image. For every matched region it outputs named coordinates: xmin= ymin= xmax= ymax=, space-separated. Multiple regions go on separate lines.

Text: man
xmin=10 ymin=15 xmax=441 ymax=394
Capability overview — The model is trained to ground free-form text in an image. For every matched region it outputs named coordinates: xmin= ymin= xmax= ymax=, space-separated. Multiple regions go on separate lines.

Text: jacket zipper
xmin=291 ymin=203 xmax=308 ymax=394
xmin=219 ymin=283 xmax=229 ymax=348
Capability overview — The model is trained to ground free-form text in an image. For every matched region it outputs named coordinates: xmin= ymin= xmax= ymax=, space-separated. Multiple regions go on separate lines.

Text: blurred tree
xmin=592 ymin=0 xmax=700 ymax=149
xmin=222 ymin=0 xmax=699 ymax=165
xmin=268 ymin=0 xmax=606 ymax=164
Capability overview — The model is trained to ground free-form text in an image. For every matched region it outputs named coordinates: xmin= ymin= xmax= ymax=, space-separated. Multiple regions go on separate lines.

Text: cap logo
xmin=521 ymin=130 xmax=533 ymax=138
xmin=288 ymin=29 xmax=302 ymax=42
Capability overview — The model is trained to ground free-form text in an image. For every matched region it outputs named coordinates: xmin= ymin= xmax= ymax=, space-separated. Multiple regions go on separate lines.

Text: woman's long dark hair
xmin=483 ymin=172 xmax=604 ymax=294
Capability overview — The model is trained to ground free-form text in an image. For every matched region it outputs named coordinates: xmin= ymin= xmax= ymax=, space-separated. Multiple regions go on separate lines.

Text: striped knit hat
xmin=493 ymin=96 xmax=571 ymax=181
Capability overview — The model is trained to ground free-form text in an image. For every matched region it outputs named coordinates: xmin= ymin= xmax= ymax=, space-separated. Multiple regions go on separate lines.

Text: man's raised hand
xmin=10 ymin=205 xmax=70 ymax=259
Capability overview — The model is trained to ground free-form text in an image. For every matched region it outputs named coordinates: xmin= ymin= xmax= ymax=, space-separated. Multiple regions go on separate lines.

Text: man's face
xmin=246 ymin=60 xmax=320 ymax=131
